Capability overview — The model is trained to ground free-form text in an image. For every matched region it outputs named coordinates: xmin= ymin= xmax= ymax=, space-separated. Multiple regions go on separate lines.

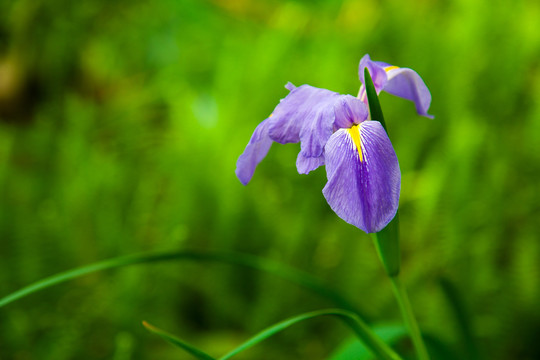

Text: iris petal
xmin=333 ymin=95 xmax=369 ymax=130
xmin=268 ymin=84 xmax=341 ymax=173
xmin=296 ymin=153 xmax=325 ymax=174
xmin=358 ymin=54 xmax=388 ymax=93
xmin=235 ymin=118 xmax=273 ymax=185
xmin=384 ymin=68 xmax=434 ymax=118
xmin=359 ymin=55 xmax=433 ymax=118
xmin=322 ymin=121 xmax=400 ymax=233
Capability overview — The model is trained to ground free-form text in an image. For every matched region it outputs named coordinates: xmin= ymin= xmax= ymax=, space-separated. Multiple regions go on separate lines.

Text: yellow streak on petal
xmin=347 ymin=125 xmax=363 ymax=162
xmin=384 ymin=65 xmax=399 ymax=72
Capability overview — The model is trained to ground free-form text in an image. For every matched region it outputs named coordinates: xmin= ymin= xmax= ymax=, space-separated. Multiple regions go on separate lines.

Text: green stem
xmin=373 ymin=214 xmax=400 ymax=277
xmin=389 ymin=276 xmax=430 ymax=360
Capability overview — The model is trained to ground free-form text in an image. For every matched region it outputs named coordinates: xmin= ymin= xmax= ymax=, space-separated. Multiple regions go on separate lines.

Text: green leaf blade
xmin=329 ymin=323 xmax=407 ymax=360
xmin=0 ymin=250 xmax=361 ymax=317
xmin=143 ymin=321 xmax=216 ymax=360
xmin=219 ymin=309 xmax=402 ymax=360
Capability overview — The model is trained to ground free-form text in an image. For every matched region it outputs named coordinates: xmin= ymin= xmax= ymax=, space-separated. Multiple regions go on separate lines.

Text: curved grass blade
xmin=0 ymin=250 xmax=360 ymax=316
xmin=218 ymin=309 xmax=402 ymax=360
xmin=329 ymin=323 xmax=407 ymax=360
xmin=142 ymin=321 xmax=216 ymax=360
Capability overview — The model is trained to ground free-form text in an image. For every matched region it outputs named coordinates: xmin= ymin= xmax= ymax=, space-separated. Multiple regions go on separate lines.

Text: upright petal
xmin=322 ymin=121 xmax=400 ymax=233
xmin=268 ymin=84 xmax=341 ymax=173
xmin=384 ymin=67 xmax=433 ymax=118
xmin=333 ymin=95 xmax=369 ymax=130
xmin=235 ymin=118 xmax=273 ymax=185
xmin=358 ymin=54 xmax=388 ymax=93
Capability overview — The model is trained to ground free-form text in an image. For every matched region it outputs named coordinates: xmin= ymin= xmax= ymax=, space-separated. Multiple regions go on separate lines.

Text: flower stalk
xmin=373 ymin=214 xmax=400 ymax=277
xmin=364 ymin=68 xmax=430 ymax=360
xmin=390 ymin=276 xmax=430 ymax=360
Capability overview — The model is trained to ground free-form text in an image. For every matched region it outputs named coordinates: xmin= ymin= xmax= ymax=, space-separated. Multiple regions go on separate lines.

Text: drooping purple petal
xmin=358 ymin=55 xmax=433 ymax=118
xmin=296 ymin=153 xmax=325 ymax=174
xmin=268 ymin=84 xmax=341 ymax=173
xmin=236 ymin=81 xmax=371 ymax=184
xmin=235 ymin=118 xmax=273 ymax=185
xmin=384 ymin=68 xmax=433 ymax=118
xmin=322 ymin=121 xmax=400 ymax=233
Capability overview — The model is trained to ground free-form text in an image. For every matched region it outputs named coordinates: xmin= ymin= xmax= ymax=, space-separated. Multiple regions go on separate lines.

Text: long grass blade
xmin=142 ymin=321 xmax=216 ymax=360
xmin=329 ymin=324 xmax=407 ymax=360
xmin=0 ymin=250 xmax=360 ymax=316
xmin=218 ymin=309 xmax=402 ymax=360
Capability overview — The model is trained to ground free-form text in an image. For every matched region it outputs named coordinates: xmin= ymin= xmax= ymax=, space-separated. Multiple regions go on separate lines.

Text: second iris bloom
xmin=236 ymin=55 xmax=432 ymax=234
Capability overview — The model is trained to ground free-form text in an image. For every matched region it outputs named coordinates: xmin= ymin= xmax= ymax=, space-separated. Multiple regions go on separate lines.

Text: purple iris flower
xmin=236 ymin=56 xmax=432 ymax=233
xmin=357 ymin=54 xmax=433 ymax=119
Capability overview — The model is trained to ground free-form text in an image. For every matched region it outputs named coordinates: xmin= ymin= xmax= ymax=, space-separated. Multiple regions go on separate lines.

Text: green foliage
xmin=0 ymin=250 xmax=360 ymax=315
xmin=146 ymin=310 xmax=401 ymax=360
xmin=329 ymin=324 xmax=406 ymax=360
xmin=143 ymin=321 xmax=216 ymax=360
xmin=1 ymin=0 xmax=540 ymax=359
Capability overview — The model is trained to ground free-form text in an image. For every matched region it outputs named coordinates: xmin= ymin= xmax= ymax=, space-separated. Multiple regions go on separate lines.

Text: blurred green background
xmin=1 ymin=0 xmax=539 ymax=359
